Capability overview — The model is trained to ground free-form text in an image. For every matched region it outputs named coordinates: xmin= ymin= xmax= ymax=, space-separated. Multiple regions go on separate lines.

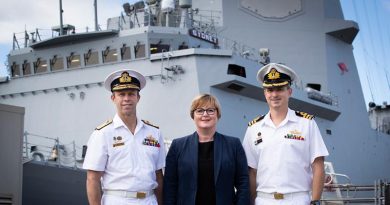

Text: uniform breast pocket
xmin=285 ymin=138 xmax=307 ymax=155
xmin=141 ymin=145 xmax=161 ymax=169
xmin=143 ymin=145 xmax=160 ymax=156
xmin=255 ymin=141 xmax=266 ymax=158
xmin=108 ymin=139 xmax=132 ymax=169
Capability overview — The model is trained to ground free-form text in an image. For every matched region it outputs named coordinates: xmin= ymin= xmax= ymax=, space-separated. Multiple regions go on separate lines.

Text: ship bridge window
xmin=121 ymin=44 xmax=131 ymax=60
xmin=307 ymin=83 xmax=321 ymax=91
xmin=102 ymin=47 xmax=118 ymax=63
xmin=85 ymin=49 xmax=99 ymax=66
xmin=134 ymin=43 xmax=146 ymax=58
xmin=227 ymin=64 xmax=246 ymax=78
xmin=22 ymin=60 xmax=31 ymax=76
xmin=150 ymin=44 xmax=170 ymax=54
xmin=11 ymin=62 xmax=20 ymax=77
xmin=50 ymin=55 xmax=64 ymax=71
xmin=67 ymin=53 xmax=81 ymax=69
xmin=179 ymin=42 xmax=189 ymax=50
xmin=34 ymin=58 xmax=48 ymax=74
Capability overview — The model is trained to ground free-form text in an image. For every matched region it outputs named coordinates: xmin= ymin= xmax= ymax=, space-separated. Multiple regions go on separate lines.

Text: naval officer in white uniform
xmin=83 ymin=69 xmax=166 ymax=205
xmin=242 ymin=63 xmax=329 ymax=205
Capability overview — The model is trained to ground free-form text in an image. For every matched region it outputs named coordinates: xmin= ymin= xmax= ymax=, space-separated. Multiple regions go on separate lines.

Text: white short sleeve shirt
xmin=83 ymin=114 xmax=166 ymax=191
xmin=243 ymin=108 xmax=329 ymax=193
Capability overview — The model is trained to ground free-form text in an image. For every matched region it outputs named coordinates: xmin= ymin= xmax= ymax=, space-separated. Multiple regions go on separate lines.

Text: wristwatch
xmin=310 ymin=200 xmax=321 ymax=205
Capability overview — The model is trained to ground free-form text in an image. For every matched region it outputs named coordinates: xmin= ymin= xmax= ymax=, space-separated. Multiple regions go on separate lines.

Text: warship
xmin=0 ymin=0 xmax=389 ymax=204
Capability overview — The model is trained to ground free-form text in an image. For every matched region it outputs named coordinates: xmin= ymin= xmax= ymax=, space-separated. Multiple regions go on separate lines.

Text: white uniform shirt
xmin=243 ymin=108 xmax=329 ymax=194
xmin=83 ymin=114 xmax=166 ymax=192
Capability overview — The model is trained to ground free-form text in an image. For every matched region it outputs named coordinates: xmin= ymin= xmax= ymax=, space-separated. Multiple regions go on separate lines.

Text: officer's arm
xmin=86 ymin=170 xmax=104 ymax=205
xmin=155 ymin=169 xmax=164 ymax=205
xmin=311 ymin=156 xmax=325 ymax=201
xmin=248 ymin=167 xmax=257 ymax=205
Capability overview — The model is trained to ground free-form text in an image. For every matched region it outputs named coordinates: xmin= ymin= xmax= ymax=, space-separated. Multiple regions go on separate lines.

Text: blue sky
xmin=340 ymin=0 xmax=390 ymax=107
xmin=0 ymin=0 xmax=389 ymax=108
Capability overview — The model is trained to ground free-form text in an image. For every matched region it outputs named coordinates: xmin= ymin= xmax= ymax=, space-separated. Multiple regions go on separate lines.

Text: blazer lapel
xmin=214 ymin=132 xmax=223 ymax=185
xmin=190 ymin=132 xmax=199 ymax=184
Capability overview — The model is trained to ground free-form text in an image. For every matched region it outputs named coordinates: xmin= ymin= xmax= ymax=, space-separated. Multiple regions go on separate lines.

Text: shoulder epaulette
xmin=95 ymin=119 xmax=113 ymax=130
xmin=248 ymin=115 xmax=265 ymax=127
xmin=142 ymin=119 xmax=159 ymax=129
xmin=295 ymin=111 xmax=315 ymax=120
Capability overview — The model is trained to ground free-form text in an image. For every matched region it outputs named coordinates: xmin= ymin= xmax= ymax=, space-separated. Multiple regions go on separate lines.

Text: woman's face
xmin=193 ymin=103 xmax=219 ymax=130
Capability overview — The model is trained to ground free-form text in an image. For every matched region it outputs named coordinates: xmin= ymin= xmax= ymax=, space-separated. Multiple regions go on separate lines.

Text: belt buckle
xmin=274 ymin=192 xmax=284 ymax=200
xmin=136 ymin=192 xmax=146 ymax=199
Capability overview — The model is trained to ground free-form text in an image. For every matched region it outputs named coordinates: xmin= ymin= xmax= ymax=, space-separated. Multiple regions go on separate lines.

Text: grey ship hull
xmin=22 ymin=161 xmax=87 ymax=205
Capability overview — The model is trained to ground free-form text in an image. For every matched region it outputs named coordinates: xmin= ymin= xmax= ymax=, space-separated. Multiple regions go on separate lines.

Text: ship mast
xmin=59 ymin=0 xmax=64 ymax=35
xmin=94 ymin=0 xmax=98 ymax=31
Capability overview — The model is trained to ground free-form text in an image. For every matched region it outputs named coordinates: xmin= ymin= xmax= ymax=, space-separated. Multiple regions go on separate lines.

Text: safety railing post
xmin=56 ymin=137 xmax=60 ymax=167
xmin=24 ymin=131 xmax=29 ymax=158
xmin=72 ymin=140 xmax=77 ymax=168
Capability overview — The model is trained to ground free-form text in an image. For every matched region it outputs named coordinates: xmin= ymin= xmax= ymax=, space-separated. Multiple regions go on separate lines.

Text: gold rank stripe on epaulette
xmin=295 ymin=111 xmax=315 ymax=120
xmin=142 ymin=120 xmax=159 ymax=129
xmin=248 ymin=115 xmax=265 ymax=127
xmin=95 ymin=119 xmax=113 ymax=130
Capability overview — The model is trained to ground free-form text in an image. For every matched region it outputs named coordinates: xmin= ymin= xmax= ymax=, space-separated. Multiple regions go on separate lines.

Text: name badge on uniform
xmin=254 ymin=132 xmax=262 ymax=145
xmin=284 ymin=130 xmax=305 ymax=141
xmin=113 ymin=136 xmax=125 ymax=147
xmin=142 ymin=135 xmax=160 ymax=148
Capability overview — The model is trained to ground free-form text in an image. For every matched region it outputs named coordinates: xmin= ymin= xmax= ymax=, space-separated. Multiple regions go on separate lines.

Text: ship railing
xmin=116 ymin=7 xmax=221 ymax=31
xmin=12 ymin=8 xmax=221 ymax=50
xmin=218 ymin=36 xmax=259 ymax=62
xmin=191 ymin=9 xmax=221 ymax=33
xmin=321 ymin=171 xmax=389 ymax=204
xmin=304 ymin=87 xmax=339 ymax=107
xmin=22 ymin=131 xmax=173 ymax=169
xmin=321 ymin=162 xmax=388 ymax=204
xmin=321 ymin=180 xmax=389 ymax=204
xmin=22 ymin=131 xmax=85 ymax=169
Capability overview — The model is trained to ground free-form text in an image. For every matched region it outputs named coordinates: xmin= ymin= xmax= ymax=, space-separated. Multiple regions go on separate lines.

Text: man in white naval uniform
xmin=83 ymin=69 xmax=166 ymax=205
xmin=243 ymin=63 xmax=329 ymax=205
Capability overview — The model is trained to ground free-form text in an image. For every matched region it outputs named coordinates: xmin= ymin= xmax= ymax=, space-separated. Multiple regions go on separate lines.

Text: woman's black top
xmin=195 ymin=141 xmax=216 ymax=205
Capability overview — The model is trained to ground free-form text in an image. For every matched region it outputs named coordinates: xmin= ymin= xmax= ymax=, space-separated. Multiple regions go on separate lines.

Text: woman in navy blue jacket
xmin=163 ymin=94 xmax=249 ymax=205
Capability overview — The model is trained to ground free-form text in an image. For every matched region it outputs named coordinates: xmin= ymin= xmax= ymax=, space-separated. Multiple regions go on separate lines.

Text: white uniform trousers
xmin=255 ymin=191 xmax=310 ymax=205
xmin=102 ymin=193 xmax=157 ymax=205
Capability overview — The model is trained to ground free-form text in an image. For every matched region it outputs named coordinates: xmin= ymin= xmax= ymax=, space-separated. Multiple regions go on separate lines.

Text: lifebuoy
xmin=324 ymin=174 xmax=335 ymax=192
xmin=32 ymin=152 xmax=45 ymax=161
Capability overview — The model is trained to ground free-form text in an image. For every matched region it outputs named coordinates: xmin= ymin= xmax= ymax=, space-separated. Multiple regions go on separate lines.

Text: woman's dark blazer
xmin=163 ymin=132 xmax=250 ymax=205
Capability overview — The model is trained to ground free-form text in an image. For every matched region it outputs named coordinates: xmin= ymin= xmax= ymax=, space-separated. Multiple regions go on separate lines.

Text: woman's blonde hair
xmin=190 ymin=94 xmax=221 ymax=119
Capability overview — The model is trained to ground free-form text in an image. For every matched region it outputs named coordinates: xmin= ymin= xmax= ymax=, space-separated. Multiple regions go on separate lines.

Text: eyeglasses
xmin=194 ymin=108 xmax=217 ymax=115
